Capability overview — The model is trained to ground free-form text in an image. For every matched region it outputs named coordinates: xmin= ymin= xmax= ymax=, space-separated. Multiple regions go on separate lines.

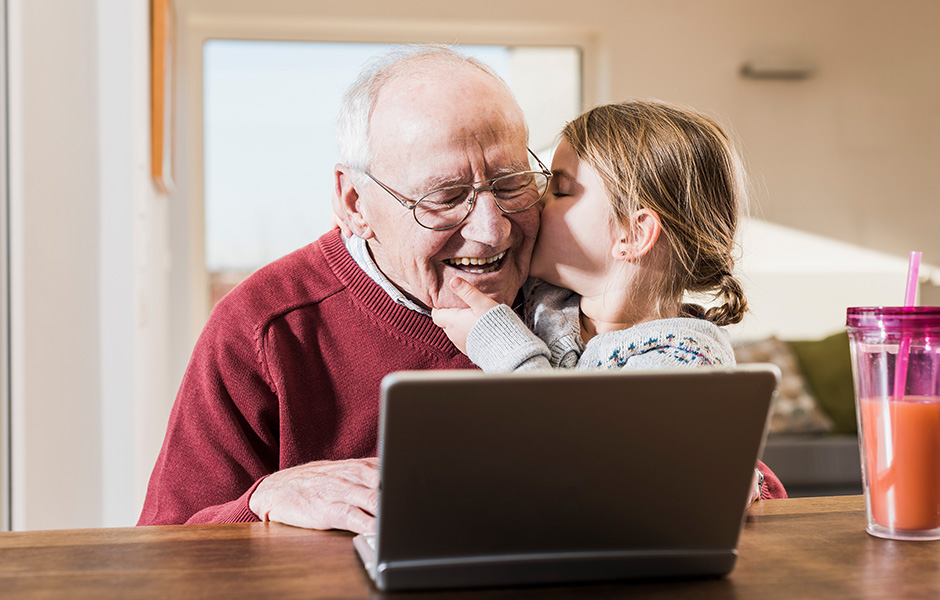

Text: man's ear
xmin=333 ymin=164 xmax=375 ymax=239
xmin=612 ymin=209 xmax=662 ymax=261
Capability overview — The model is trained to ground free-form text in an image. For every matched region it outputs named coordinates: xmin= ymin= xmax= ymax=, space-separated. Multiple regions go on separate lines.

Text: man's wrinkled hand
xmin=431 ymin=277 xmax=499 ymax=353
xmin=249 ymin=457 xmax=379 ymax=534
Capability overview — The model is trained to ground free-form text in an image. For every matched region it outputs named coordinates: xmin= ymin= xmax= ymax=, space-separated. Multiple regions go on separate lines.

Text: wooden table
xmin=1 ymin=496 xmax=938 ymax=599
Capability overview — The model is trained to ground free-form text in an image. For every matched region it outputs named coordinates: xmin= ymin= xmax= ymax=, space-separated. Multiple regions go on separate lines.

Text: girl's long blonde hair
xmin=562 ymin=100 xmax=748 ymax=326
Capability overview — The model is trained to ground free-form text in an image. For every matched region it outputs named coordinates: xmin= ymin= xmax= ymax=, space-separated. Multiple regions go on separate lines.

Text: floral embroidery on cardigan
xmin=596 ymin=334 xmax=724 ymax=369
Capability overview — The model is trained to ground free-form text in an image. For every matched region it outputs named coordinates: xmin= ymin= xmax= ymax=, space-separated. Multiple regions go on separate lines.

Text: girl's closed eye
xmin=550 ymin=173 xmax=577 ymax=199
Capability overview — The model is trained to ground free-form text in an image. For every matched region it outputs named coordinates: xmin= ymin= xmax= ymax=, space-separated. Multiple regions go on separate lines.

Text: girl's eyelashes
xmin=550 ymin=172 xmax=578 ymax=199
xmin=549 ymin=183 xmax=570 ymax=198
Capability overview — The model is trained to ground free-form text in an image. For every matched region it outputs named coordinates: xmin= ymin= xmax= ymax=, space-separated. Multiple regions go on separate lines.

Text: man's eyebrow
xmin=493 ymin=161 xmax=531 ymax=176
xmin=419 ymin=174 xmax=467 ymax=191
xmin=418 ymin=162 xmax=531 ymax=191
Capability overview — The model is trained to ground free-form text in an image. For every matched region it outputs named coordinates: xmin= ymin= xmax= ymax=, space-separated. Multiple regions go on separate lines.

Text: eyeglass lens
xmin=414 ymin=171 xmax=550 ymax=230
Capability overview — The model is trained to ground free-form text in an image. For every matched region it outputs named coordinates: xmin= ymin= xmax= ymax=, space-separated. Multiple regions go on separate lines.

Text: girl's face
xmin=529 ymin=139 xmax=616 ymax=296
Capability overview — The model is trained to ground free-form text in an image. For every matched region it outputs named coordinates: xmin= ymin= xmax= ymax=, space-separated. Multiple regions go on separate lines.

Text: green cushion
xmin=788 ymin=331 xmax=857 ymax=434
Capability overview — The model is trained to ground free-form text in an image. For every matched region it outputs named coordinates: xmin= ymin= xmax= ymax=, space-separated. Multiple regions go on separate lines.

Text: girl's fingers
xmin=450 ymin=277 xmax=498 ymax=316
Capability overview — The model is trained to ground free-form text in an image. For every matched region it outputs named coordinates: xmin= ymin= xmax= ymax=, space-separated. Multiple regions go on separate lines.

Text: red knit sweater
xmin=139 ymin=230 xmax=785 ymax=526
xmin=138 ymin=230 xmax=476 ymax=525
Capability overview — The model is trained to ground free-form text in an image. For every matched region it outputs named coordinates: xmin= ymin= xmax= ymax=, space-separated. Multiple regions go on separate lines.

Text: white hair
xmin=334 ymin=44 xmax=517 ymax=172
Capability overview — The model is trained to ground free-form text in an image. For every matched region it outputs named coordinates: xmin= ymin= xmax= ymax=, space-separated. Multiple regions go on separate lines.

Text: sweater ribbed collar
xmin=342 ymin=233 xmax=430 ymax=316
xmin=319 ymin=230 xmax=458 ymax=353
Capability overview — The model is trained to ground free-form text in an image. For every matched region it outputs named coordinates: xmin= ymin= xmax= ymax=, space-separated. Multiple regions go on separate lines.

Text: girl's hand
xmin=431 ymin=277 xmax=499 ymax=353
xmin=749 ymin=468 xmax=764 ymax=506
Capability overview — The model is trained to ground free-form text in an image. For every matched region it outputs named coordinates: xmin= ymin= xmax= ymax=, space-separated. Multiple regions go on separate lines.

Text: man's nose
xmin=460 ymin=190 xmax=511 ymax=245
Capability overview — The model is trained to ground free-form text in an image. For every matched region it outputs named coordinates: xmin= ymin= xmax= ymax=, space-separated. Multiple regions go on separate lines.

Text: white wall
xmin=96 ymin=0 xmax=135 ymax=528
xmin=9 ymin=0 xmax=172 ymax=530
xmin=177 ymin=0 xmax=940 ymax=262
xmin=10 ymin=0 xmax=102 ymax=530
xmin=97 ymin=0 xmax=174 ymax=529
xmin=175 ymin=0 xmax=940 ymax=347
xmin=730 ymin=219 xmax=922 ymax=341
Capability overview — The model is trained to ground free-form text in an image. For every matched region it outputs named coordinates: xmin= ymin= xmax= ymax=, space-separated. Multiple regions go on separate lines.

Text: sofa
xmin=734 ymin=331 xmax=863 ymax=498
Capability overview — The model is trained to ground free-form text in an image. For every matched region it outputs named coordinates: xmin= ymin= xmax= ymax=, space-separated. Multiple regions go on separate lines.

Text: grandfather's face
xmin=357 ymin=65 xmax=538 ymax=310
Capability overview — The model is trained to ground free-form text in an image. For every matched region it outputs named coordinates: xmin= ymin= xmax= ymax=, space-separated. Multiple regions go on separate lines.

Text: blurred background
xmin=2 ymin=0 xmax=938 ymax=530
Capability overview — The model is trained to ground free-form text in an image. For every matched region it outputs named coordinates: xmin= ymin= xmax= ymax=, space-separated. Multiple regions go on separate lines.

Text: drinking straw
xmin=893 ymin=251 xmax=922 ymax=400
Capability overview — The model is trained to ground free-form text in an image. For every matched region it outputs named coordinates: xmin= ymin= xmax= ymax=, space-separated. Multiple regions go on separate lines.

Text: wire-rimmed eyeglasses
xmin=363 ymin=148 xmax=552 ymax=231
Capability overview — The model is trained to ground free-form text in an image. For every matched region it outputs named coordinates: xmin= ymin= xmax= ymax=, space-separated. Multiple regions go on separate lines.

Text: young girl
xmin=433 ymin=100 xmax=783 ymax=500
xmin=433 ymin=100 xmax=746 ymax=374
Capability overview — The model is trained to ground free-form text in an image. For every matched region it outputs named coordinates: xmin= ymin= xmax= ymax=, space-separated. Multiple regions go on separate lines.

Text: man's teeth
xmin=446 ymin=250 xmax=506 ymax=267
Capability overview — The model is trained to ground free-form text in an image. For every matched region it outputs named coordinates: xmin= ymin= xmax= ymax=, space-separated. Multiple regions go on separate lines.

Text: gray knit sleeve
xmin=466 ymin=304 xmax=552 ymax=373
xmin=525 ymin=280 xmax=583 ymax=368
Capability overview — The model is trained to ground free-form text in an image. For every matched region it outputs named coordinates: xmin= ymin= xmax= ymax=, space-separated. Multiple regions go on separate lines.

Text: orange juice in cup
xmin=848 ymin=307 xmax=940 ymax=541
xmin=860 ymin=395 xmax=940 ymax=532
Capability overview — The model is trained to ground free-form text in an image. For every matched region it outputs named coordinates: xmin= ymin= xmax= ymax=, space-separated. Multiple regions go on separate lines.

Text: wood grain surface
xmin=1 ymin=496 xmax=938 ymax=599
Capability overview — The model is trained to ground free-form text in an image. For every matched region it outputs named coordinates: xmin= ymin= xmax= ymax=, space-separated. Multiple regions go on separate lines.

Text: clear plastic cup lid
xmin=846 ymin=307 xmax=940 ymax=332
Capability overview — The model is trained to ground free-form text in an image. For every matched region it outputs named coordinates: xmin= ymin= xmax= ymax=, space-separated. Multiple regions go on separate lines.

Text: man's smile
xmin=444 ymin=250 xmax=507 ymax=274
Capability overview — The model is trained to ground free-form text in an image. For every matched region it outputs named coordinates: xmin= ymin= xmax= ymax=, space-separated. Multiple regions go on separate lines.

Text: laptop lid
xmin=364 ymin=365 xmax=778 ymax=591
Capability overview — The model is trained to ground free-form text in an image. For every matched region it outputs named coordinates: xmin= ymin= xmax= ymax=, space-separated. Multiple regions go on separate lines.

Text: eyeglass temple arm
xmin=364 ymin=172 xmax=416 ymax=209
xmin=527 ymin=147 xmax=550 ymax=174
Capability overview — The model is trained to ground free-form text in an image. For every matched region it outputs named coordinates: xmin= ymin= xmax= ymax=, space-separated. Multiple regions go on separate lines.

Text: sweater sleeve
xmin=757 ymin=460 xmax=787 ymax=499
xmin=525 ymin=280 xmax=583 ymax=368
xmin=182 ymin=478 xmax=266 ymax=524
xmin=466 ymin=304 xmax=553 ymax=373
xmin=138 ymin=296 xmax=280 ymax=526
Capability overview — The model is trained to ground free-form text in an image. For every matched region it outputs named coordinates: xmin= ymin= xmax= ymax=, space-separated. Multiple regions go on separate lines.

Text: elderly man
xmin=138 ymin=46 xmax=544 ymax=533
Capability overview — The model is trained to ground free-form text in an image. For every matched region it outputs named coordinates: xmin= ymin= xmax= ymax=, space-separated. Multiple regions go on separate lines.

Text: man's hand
xmin=431 ymin=277 xmax=499 ymax=353
xmin=248 ymin=457 xmax=379 ymax=533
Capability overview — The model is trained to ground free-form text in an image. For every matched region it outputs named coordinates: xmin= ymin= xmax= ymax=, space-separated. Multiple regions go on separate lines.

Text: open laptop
xmin=354 ymin=365 xmax=779 ymax=592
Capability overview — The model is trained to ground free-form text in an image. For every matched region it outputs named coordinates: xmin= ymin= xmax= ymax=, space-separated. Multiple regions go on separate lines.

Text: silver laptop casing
xmin=356 ymin=365 xmax=778 ymax=591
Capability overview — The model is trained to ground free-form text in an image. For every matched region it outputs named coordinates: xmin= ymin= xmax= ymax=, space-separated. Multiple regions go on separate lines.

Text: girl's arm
xmin=432 ymin=277 xmax=552 ymax=372
xmin=466 ymin=304 xmax=553 ymax=372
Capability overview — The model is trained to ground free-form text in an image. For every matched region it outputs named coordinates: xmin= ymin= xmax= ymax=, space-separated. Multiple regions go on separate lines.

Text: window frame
xmin=174 ymin=8 xmax=603 ymax=346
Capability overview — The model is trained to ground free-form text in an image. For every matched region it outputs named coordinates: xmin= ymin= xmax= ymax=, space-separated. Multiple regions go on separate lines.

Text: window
xmin=203 ymin=41 xmax=581 ymax=307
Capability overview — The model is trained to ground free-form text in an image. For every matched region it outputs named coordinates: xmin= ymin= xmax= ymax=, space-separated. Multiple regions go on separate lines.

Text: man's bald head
xmin=335 ymin=45 xmax=526 ymax=172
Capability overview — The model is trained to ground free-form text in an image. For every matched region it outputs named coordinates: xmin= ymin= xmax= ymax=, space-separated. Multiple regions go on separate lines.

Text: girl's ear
xmin=333 ymin=164 xmax=375 ymax=239
xmin=612 ymin=209 xmax=662 ymax=261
